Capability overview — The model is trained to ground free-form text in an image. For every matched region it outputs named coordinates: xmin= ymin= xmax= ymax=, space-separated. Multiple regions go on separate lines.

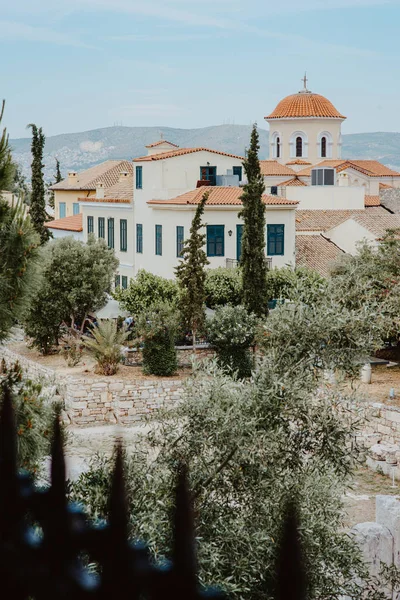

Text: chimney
xmin=68 ymin=171 xmax=78 ymax=184
xmin=96 ymin=181 xmax=105 ymax=199
xmin=338 ymin=172 xmax=348 ymax=187
xmin=119 ymin=171 xmax=129 ymax=182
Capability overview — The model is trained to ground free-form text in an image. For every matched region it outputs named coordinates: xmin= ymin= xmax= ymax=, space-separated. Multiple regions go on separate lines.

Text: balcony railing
xmin=226 ymin=258 xmax=273 ymax=270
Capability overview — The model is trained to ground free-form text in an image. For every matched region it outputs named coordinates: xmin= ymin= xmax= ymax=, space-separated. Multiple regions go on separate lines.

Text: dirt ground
xmin=7 ymin=341 xmax=191 ymax=380
xmin=349 ymin=363 xmax=400 ymax=406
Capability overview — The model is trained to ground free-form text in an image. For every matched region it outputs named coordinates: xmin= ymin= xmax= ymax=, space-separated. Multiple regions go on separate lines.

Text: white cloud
xmin=0 ymin=20 xmax=93 ymax=47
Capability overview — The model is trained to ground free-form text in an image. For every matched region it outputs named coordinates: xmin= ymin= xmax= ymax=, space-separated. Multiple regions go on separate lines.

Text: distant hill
xmin=9 ymin=125 xmax=400 ymax=182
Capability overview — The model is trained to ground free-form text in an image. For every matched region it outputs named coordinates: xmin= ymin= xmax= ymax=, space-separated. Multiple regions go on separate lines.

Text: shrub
xmin=60 ymin=333 xmax=83 ymax=367
xmin=205 ymin=267 xmax=242 ymax=308
xmin=206 ymin=305 xmax=257 ymax=378
xmin=265 ymin=266 xmax=325 ymax=305
xmin=136 ymin=303 xmax=178 ymax=377
xmin=83 ymin=320 xmax=129 ymax=376
xmin=116 ymin=270 xmax=180 ymax=317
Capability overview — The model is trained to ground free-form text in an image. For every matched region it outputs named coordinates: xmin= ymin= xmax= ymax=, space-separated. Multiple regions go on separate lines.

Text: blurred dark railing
xmin=0 ymin=382 xmax=306 ymax=600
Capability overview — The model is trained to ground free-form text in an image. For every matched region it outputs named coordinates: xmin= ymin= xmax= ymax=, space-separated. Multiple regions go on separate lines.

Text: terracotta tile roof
xmin=297 ymin=159 xmax=400 ymax=178
xmin=365 ymin=195 xmax=381 ymax=207
xmin=350 ymin=212 xmax=400 ymax=238
xmin=259 ymin=161 xmax=297 ymax=176
xmin=78 ymin=197 xmax=131 ymax=204
xmin=45 ymin=214 xmax=83 ymax=232
xmin=380 ymin=182 xmax=393 ymax=189
xmin=145 ymin=139 xmax=179 ymax=148
xmin=147 ymin=187 xmax=298 ymax=207
xmin=295 ymin=207 xmax=388 ymax=232
xmin=133 ymin=147 xmax=244 ymax=162
xmin=296 ymin=234 xmax=344 ymax=277
xmin=266 ymin=92 xmax=346 ymax=120
xmin=50 ymin=160 xmax=133 ymax=191
xmin=280 ymin=177 xmax=307 ymax=187
xmin=285 ymin=159 xmax=312 ymax=166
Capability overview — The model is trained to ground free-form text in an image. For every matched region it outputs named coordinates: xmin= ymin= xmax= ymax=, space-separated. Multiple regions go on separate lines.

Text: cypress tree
xmin=239 ymin=124 xmax=269 ymax=317
xmin=28 ymin=123 xmax=50 ymax=243
xmin=175 ymin=191 xmax=210 ymax=348
xmin=0 ymin=100 xmax=15 ymax=191
xmin=48 ymin=158 xmax=62 ymax=210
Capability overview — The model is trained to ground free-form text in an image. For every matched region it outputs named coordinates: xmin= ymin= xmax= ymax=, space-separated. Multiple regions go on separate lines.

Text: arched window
xmin=321 ymin=136 xmax=327 ymax=158
xmin=296 ymin=136 xmax=303 ymax=157
xmin=276 ymin=137 xmax=280 ymax=158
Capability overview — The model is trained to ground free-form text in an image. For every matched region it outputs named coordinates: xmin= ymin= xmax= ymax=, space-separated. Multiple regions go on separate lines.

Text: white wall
xmin=134 ymin=204 xmax=296 ymax=279
xmin=325 ymin=218 xmax=376 ymax=255
xmin=48 ymin=228 xmax=83 ymax=241
xmin=285 ymin=185 xmax=365 ymax=210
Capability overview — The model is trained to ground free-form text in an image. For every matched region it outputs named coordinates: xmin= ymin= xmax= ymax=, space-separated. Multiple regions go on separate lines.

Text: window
xmin=136 ymin=166 xmax=143 ymax=189
xmin=122 ymin=276 xmax=128 ymax=289
xmin=296 ymin=136 xmax=303 ymax=157
xmin=311 ymin=168 xmax=335 ymax=186
xmin=276 ymin=137 xmax=280 ymax=158
xmin=87 ymin=216 xmax=94 ymax=234
xmin=59 ymin=203 xmax=66 ymax=219
xmin=267 ymin=224 xmax=285 ymax=256
xmin=236 ymin=224 xmax=244 ymax=262
xmin=233 ymin=166 xmax=242 ymax=182
xmin=73 ymin=203 xmax=80 ymax=215
xmin=98 ymin=217 xmax=105 ymax=238
xmin=321 ymin=136 xmax=327 ymax=158
xmin=136 ymin=224 xmax=143 ymax=253
xmin=115 ymin=275 xmax=121 ymax=288
xmin=200 ymin=166 xmax=217 ymax=186
xmin=108 ymin=218 xmax=114 ymax=249
xmin=207 ymin=225 xmax=224 ymax=257
xmin=176 ymin=226 xmax=184 ymax=257
xmin=155 ymin=224 xmax=162 ymax=256
xmin=120 ymin=219 xmax=127 ymax=252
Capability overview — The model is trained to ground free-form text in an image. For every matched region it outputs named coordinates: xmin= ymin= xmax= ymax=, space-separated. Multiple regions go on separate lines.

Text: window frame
xmin=136 ymin=165 xmax=143 ymax=189
xmin=155 ymin=224 xmax=162 ymax=256
xmin=87 ymin=216 xmax=94 ymax=234
xmin=207 ymin=224 xmax=225 ymax=257
xmin=267 ymin=224 xmax=285 ymax=256
xmin=136 ymin=223 xmax=143 ymax=253
xmin=120 ymin=219 xmax=127 ymax=252
xmin=321 ymin=136 xmax=327 ymax=158
xmin=296 ymin=136 xmax=303 ymax=158
xmin=59 ymin=202 xmax=66 ymax=219
xmin=73 ymin=203 xmax=80 ymax=215
xmin=115 ymin=275 xmax=121 ymax=289
xmin=98 ymin=217 xmax=105 ymax=239
xmin=121 ymin=275 xmax=128 ymax=289
xmin=108 ymin=217 xmax=115 ymax=249
xmin=232 ymin=166 xmax=243 ymax=182
xmin=176 ymin=225 xmax=184 ymax=257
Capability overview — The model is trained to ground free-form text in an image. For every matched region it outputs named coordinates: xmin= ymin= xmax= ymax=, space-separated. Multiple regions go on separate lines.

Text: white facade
xmin=48 ymin=228 xmax=83 ymax=241
xmin=325 ymin=219 xmax=377 ymax=255
xmin=285 ymin=185 xmax=365 ymax=210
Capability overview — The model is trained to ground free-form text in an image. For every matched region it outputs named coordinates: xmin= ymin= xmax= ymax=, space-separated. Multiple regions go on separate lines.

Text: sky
xmin=2 ymin=0 xmax=400 ymax=139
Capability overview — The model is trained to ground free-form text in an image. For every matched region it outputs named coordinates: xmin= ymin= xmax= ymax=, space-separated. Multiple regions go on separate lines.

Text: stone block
xmin=351 ymin=522 xmax=393 ymax=577
xmin=376 ymin=496 xmax=400 ymax=567
xmin=100 ymin=391 xmax=109 ymax=403
xmin=370 ymin=442 xmax=400 ymax=462
xmin=109 ymin=382 xmax=124 ymax=392
xmin=385 ymin=410 xmax=400 ymax=425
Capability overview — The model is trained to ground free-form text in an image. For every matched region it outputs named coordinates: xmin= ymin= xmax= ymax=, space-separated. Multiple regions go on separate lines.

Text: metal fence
xmin=0 ymin=383 xmax=306 ymax=599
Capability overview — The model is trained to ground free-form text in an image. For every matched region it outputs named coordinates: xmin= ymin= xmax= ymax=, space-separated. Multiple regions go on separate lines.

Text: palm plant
xmin=83 ymin=320 xmax=129 ymax=376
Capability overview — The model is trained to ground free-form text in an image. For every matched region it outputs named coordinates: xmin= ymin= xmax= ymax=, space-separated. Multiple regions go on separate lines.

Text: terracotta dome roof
xmin=266 ymin=92 xmax=346 ymax=120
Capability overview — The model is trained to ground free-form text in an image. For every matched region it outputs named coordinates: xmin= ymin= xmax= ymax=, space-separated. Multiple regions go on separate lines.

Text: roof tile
xmin=45 ymin=214 xmax=83 ymax=232
xmin=296 ymin=207 xmax=388 ymax=232
xmin=148 ymin=186 xmax=298 ymax=207
xmin=259 ymin=161 xmax=297 ymax=176
xmin=133 ymin=147 xmax=244 ymax=162
xmin=266 ymin=92 xmax=346 ymax=120
xmin=50 ymin=160 xmax=133 ymax=191
xmin=296 ymin=234 xmax=344 ymax=277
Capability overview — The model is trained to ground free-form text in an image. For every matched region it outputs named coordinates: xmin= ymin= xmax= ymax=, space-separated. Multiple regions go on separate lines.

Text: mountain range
xmin=9 ymin=125 xmax=400 ymax=182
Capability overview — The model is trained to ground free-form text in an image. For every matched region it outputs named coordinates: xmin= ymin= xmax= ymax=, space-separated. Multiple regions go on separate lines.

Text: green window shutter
xmin=122 ymin=276 xmax=128 ymax=289
xmin=267 ymin=224 xmax=285 ymax=256
xmin=108 ymin=218 xmax=115 ymax=249
xmin=87 ymin=216 xmax=94 ymax=234
xmin=98 ymin=217 xmax=105 ymax=239
xmin=59 ymin=203 xmax=66 ymax=219
xmin=176 ymin=226 xmax=184 ymax=257
xmin=73 ymin=203 xmax=80 ymax=215
xmin=233 ymin=166 xmax=242 ymax=181
xmin=136 ymin=224 xmax=143 ymax=253
xmin=136 ymin=166 xmax=143 ymax=189
xmin=155 ymin=224 xmax=162 ymax=256
xmin=236 ymin=224 xmax=244 ymax=261
xmin=120 ymin=219 xmax=127 ymax=252
xmin=115 ymin=275 xmax=121 ymax=288
xmin=206 ymin=225 xmax=225 ymax=257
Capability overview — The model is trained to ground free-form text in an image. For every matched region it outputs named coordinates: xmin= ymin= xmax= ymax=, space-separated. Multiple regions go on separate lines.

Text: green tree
xmin=48 ymin=158 xmax=62 ymax=210
xmin=24 ymin=236 xmax=118 ymax=353
xmin=116 ymin=270 xmax=180 ymax=317
xmin=12 ymin=165 xmax=31 ymax=204
xmin=136 ymin=302 xmax=179 ymax=376
xmin=239 ymin=125 xmax=269 ymax=317
xmin=205 ymin=267 xmax=242 ymax=308
xmin=0 ymin=100 xmax=15 ymax=191
xmin=28 ymin=123 xmax=51 ymax=244
xmin=175 ymin=191 xmax=209 ymax=347
xmin=83 ymin=320 xmax=129 ymax=376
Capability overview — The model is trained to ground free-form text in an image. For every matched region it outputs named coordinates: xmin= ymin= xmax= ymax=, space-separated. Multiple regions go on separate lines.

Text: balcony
xmin=226 ymin=258 xmax=273 ymax=269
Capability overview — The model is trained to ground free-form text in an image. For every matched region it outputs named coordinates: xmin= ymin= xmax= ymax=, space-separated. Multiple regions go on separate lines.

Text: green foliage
xmin=60 ymin=333 xmax=83 ymax=367
xmin=239 ymin=125 xmax=269 ymax=317
xmin=48 ymin=158 xmax=62 ymax=211
xmin=0 ymin=360 xmax=54 ymax=474
xmin=28 ymin=123 xmax=51 ymax=244
xmin=116 ymin=269 xmax=180 ymax=317
xmin=83 ymin=320 xmax=129 ymax=376
xmin=12 ymin=165 xmax=31 ymax=204
xmin=265 ymin=266 xmax=326 ymax=305
xmin=175 ymin=192 xmax=209 ymax=345
xmin=24 ymin=236 xmax=118 ymax=354
xmin=0 ymin=100 xmax=16 ymax=191
xmin=205 ymin=267 xmax=242 ymax=308
xmin=0 ymin=198 xmax=41 ymax=342
xmin=136 ymin=303 xmax=178 ymax=376
xmin=206 ymin=305 xmax=257 ymax=378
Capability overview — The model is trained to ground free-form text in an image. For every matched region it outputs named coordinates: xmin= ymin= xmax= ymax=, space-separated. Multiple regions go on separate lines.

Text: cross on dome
xmin=300 ymin=72 xmax=310 ymax=94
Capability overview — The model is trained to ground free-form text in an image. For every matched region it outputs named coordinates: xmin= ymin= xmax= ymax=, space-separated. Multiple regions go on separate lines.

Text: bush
xmin=205 ymin=267 xmax=242 ymax=308
xmin=265 ymin=266 xmax=325 ymax=305
xmin=116 ymin=270 xmax=180 ymax=317
xmin=136 ymin=303 xmax=178 ymax=376
xmin=206 ymin=305 xmax=257 ymax=378
xmin=83 ymin=320 xmax=129 ymax=376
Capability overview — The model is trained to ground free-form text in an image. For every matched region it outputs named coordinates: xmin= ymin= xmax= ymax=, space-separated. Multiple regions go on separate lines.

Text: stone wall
xmin=380 ymin=188 xmax=400 ymax=213
xmin=0 ymin=345 xmax=184 ymax=426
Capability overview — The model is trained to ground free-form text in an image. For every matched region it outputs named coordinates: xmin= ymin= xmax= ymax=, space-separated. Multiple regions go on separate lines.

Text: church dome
xmin=266 ymin=91 xmax=346 ymax=120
